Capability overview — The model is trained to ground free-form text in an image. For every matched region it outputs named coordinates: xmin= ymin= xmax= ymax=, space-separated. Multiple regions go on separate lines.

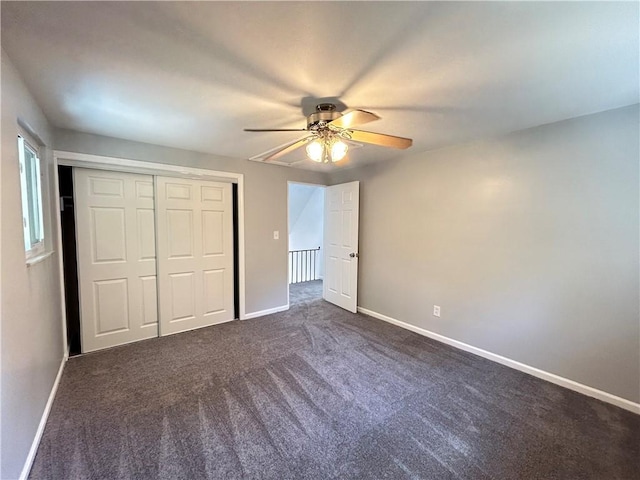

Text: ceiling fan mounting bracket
xmin=315 ymin=103 xmax=337 ymax=112
xmin=307 ymin=103 xmax=342 ymax=130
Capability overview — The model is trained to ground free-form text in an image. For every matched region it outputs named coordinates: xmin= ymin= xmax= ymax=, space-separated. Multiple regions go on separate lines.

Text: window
xmin=18 ymin=134 xmax=45 ymax=259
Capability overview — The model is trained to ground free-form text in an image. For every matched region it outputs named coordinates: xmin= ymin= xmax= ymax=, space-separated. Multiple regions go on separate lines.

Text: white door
xmin=156 ymin=177 xmax=234 ymax=335
xmin=323 ymin=181 xmax=360 ymax=312
xmin=74 ymin=169 xmax=158 ymax=353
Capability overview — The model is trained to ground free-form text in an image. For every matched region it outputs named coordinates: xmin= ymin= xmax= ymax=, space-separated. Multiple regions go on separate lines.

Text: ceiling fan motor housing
xmin=307 ymin=103 xmax=342 ymax=130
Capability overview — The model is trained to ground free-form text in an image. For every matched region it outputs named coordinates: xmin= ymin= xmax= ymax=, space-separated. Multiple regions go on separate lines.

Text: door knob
xmin=349 ymin=252 xmax=359 ymax=258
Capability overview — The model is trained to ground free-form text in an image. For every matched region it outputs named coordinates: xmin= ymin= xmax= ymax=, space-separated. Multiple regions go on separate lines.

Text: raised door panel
xmin=328 ymin=210 xmax=340 ymax=247
xmin=166 ymin=183 xmax=192 ymax=201
xmin=136 ymin=180 xmax=154 ymax=200
xmin=94 ymin=278 xmax=129 ymax=335
xmin=89 ymin=176 xmax=124 ymax=198
xmin=341 ymin=260 xmax=352 ymax=297
xmin=327 ymin=256 xmax=339 ymax=293
xmin=341 ymin=210 xmax=354 ymax=248
xmin=91 ymin=208 xmax=127 ymax=263
xmin=203 ymin=269 xmax=225 ymax=315
xmin=202 ymin=211 xmax=224 ymax=256
xmin=169 ymin=272 xmax=196 ymax=322
xmin=201 ymin=185 xmax=224 ymax=203
xmin=166 ymin=210 xmax=194 ymax=259
xmin=140 ymin=275 xmax=158 ymax=327
xmin=137 ymin=209 xmax=156 ymax=261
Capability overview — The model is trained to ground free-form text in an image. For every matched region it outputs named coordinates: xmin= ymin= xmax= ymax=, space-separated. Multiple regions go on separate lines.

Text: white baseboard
xmin=358 ymin=307 xmax=640 ymax=415
xmin=243 ymin=304 xmax=289 ymax=320
xmin=19 ymin=354 xmax=67 ymax=480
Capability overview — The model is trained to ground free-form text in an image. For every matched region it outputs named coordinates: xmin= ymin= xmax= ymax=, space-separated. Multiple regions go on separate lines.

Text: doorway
xmin=287 ymin=182 xmax=325 ymax=306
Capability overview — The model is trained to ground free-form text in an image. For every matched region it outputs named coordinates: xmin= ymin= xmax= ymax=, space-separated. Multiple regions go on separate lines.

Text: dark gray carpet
xmin=30 ymin=280 xmax=639 ymax=479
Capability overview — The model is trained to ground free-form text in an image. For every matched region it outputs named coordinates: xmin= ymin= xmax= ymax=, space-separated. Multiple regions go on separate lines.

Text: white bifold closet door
xmin=74 ymin=169 xmax=158 ymax=353
xmin=155 ymin=177 xmax=234 ymax=336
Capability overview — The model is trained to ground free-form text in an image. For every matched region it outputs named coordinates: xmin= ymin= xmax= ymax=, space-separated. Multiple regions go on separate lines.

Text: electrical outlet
xmin=433 ymin=305 xmax=441 ymax=317
xmin=273 ymin=230 xmax=279 ymax=240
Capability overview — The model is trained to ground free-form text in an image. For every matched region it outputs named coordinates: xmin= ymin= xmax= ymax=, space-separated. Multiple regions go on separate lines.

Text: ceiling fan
xmin=244 ymin=103 xmax=413 ymax=163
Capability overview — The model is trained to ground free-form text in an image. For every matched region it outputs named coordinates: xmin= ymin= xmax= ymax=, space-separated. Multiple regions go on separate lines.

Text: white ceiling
xmin=2 ymin=1 xmax=638 ymax=171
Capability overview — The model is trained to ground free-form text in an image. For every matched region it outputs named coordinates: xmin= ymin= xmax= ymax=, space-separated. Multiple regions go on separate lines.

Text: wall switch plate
xmin=273 ymin=230 xmax=279 ymax=240
xmin=433 ymin=305 xmax=441 ymax=317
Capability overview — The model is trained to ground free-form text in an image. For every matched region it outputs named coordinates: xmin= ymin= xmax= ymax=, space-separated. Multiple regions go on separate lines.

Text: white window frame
xmin=18 ymin=133 xmax=45 ymax=260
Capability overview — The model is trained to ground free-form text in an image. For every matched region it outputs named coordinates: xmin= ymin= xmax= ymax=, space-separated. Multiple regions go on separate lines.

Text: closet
xmin=73 ymin=168 xmax=234 ymax=353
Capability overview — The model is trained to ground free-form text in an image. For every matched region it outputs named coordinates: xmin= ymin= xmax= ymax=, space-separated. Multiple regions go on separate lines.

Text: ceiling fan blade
xmin=251 ymin=135 xmax=314 ymax=162
xmin=244 ymin=128 xmax=308 ymax=132
xmin=329 ymin=109 xmax=380 ymax=129
xmin=347 ymin=129 xmax=413 ymax=149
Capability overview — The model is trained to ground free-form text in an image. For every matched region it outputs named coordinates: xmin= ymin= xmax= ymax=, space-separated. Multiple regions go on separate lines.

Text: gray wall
xmin=330 ymin=105 xmax=640 ymax=403
xmin=1 ymin=50 xmax=65 ymax=479
xmin=53 ymin=129 xmax=328 ymax=314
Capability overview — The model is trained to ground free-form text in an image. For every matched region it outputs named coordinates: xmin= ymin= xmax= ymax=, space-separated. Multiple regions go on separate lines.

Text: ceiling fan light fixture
xmin=330 ymin=138 xmax=348 ymax=162
xmin=306 ymin=139 xmax=324 ymax=162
